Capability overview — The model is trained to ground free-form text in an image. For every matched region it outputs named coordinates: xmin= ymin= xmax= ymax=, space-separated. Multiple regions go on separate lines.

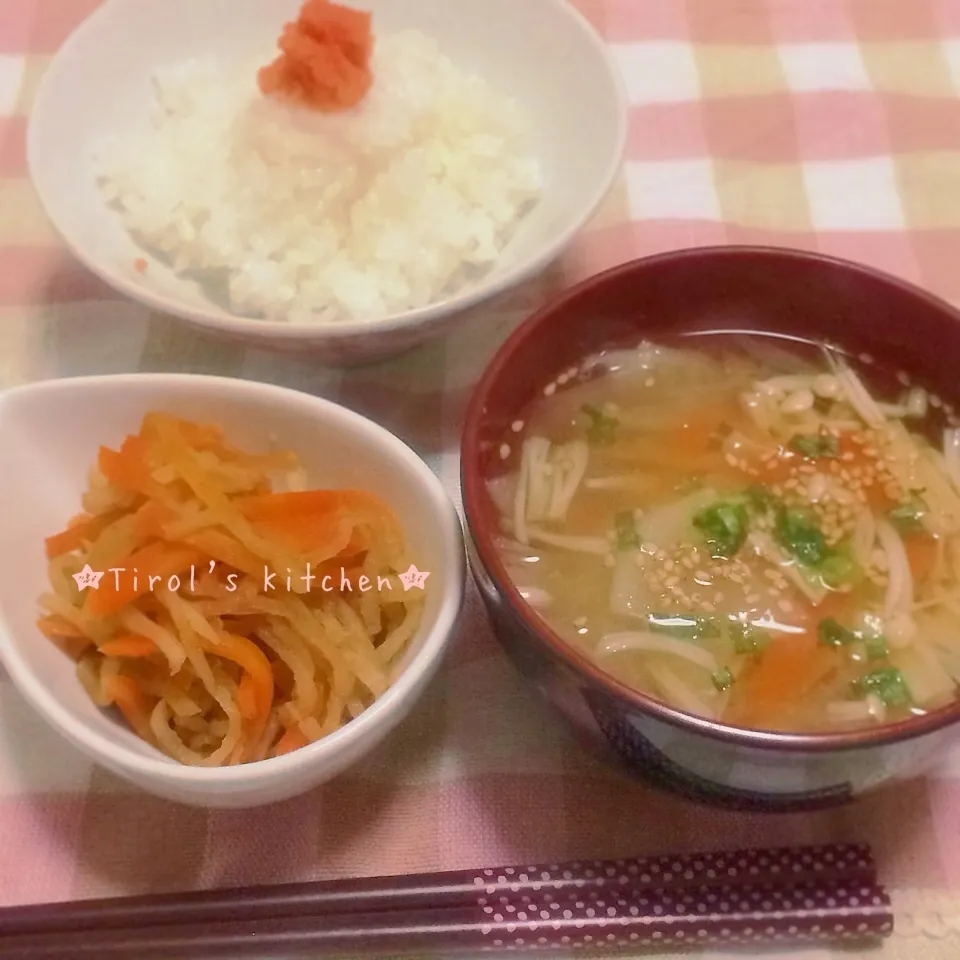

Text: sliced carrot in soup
xmin=724 ymin=631 xmax=838 ymax=730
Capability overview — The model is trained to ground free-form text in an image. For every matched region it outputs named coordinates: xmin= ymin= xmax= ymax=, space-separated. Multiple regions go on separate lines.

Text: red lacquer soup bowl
xmin=461 ymin=246 xmax=960 ymax=812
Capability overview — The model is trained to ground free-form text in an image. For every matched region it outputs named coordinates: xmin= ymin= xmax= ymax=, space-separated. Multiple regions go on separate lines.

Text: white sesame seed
xmin=511 ymin=420 xmax=524 ymax=433
xmin=807 ymin=474 xmax=828 ymax=501
xmin=499 ymin=444 xmax=511 ymax=460
xmin=544 ymin=383 xmax=557 ymax=397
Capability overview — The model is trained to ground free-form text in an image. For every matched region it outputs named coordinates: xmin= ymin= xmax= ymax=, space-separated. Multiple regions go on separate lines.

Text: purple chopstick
xmin=0 ymin=843 xmax=894 ymax=959
xmin=0 ymin=842 xmax=878 ymax=937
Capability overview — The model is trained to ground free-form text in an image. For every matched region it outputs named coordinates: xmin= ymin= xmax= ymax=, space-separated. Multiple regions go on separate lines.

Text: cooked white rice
xmin=96 ymin=30 xmax=542 ymax=324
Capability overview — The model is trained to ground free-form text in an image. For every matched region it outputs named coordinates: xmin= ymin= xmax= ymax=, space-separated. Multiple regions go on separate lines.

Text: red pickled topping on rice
xmin=257 ymin=0 xmax=373 ymax=112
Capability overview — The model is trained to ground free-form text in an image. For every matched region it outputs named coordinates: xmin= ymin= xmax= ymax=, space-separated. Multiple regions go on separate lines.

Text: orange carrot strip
xmin=97 ymin=438 xmax=168 ymax=501
xmin=238 ymin=489 xmax=389 ymax=520
xmin=724 ymin=632 xmax=838 ymax=730
xmin=200 ymin=633 xmax=274 ymax=759
xmin=45 ymin=510 xmax=123 ymax=559
xmin=239 ymin=489 xmax=400 ymax=555
xmin=103 ymin=674 xmax=155 ymax=743
xmin=98 ymin=635 xmax=159 ymax=658
xmin=274 ymin=725 xmax=309 ymax=756
xmin=237 ymin=673 xmax=260 ymax=722
xmin=83 ymin=542 xmax=205 ymax=617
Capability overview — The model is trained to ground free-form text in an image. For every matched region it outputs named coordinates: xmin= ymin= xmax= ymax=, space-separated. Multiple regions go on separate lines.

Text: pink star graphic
xmin=397 ymin=564 xmax=430 ymax=592
xmin=72 ymin=564 xmax=105 ymax=591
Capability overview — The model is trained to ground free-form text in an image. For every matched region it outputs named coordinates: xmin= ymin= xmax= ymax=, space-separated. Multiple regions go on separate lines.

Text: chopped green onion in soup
xmin=712 ymin=667 xmax=735 ymax=692
xmin=693 ymin=501 xmax=749 ymax=558
xmin=790 ymin=432 xmax=840 ymax=459
xmin=817 ymin=618 xmax=858 ymax=648
xmin=886 ymin=498 xmax=926 ymax=534
xmin=818 ymin=552 xmax=860 ymax=588
xmin=775 ymin=507 xmax=829 ymax=566
xmin=851 ymin=667 xmax=912 ymax=708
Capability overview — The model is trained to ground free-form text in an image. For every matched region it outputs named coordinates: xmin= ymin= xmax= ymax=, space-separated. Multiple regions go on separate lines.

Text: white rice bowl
xmin=96 ymin=30 xmax=543 ymax=325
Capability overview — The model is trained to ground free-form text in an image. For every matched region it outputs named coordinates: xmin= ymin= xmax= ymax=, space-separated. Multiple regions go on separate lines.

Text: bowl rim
xmin=0 ymin=372 xmax=466 ymax=783
xmin=25 ymin=0 xmax=629 ymax=342
xmin=461 ymin=243 xmax=960 ymax=754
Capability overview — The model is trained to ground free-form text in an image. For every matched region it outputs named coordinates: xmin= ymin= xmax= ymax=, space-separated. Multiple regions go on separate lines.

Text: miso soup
xmin=490 ymin=334 xmax=960 ymax=733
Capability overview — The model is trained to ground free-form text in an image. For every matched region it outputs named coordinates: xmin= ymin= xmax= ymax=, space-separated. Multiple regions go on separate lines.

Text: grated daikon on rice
xmin=96 ymin=30 xmax=542 ymax=324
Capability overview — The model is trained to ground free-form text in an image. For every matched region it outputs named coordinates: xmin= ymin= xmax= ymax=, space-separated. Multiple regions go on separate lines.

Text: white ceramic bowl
xmin=0 ymin=374 xmax=465 ymax=807
xmin=27 ymin=0 xmax=628 ymax=364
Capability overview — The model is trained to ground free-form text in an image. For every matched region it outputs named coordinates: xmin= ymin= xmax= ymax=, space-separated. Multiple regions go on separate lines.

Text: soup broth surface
xmin=491 ymin=333 xmax=960 ymax=733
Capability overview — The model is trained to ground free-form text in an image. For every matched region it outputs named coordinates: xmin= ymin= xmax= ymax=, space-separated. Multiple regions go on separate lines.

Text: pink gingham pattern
xmin=3 ymin=0 xmax=960 ymax=955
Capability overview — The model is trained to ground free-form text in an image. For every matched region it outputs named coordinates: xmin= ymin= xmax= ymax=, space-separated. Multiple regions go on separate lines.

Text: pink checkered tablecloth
xmin=3 ymin=1 xmax=960 ymax=957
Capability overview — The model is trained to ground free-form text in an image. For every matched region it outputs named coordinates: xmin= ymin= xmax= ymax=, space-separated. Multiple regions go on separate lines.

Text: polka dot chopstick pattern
xmin=474 ymin=879 xmax=891 ymax=952
xmin=468 ymin=844 xmax=891 ymax=951
xmin=468 ymin=842 xmax=878 ymax=898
